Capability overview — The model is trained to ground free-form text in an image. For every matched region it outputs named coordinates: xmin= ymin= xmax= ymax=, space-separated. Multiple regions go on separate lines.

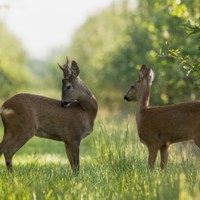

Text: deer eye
xmin=131 ymin=86 xmax=135 ymax=89
xmin=66 ymin=85 xmax=71 ymax=90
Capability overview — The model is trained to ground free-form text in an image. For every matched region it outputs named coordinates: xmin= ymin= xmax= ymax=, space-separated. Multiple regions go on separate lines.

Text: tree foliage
xmin=164 ymin=20 xmax=200 ymax=83
xmin=0 ymin=22 xmax=29 ymax=99
xmin=52 ymin=0 xmax=200 ymax=109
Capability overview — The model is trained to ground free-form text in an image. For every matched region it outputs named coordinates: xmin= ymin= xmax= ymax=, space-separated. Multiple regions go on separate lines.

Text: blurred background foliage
xmin=0 ymin=0 xmax=199 ymax=113
xmin=0 ymin=22 xmax=29 ymax=100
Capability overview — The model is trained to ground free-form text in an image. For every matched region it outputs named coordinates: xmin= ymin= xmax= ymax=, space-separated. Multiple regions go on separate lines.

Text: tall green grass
xmin=0 ymin=117 xmax=199 ymax=200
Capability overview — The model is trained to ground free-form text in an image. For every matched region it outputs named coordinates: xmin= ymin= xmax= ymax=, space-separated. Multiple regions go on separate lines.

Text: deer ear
xmin=71 ymin=61 xmax=80 ymax=78
xmin=147 ymin=68 xmax=155 ymax=85
xmin=139 ymin=64 xmax=148 ymax=79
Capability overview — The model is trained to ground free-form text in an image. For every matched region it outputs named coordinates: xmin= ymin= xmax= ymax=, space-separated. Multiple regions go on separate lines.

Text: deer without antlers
xmin=0 ymin=59 xmax=98 ymax=173
xmin=124 ymin=64 xmax=200 ymax=170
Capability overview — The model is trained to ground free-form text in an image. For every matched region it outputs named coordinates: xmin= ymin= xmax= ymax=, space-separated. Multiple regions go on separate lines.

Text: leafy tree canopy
xmin=0 ymin=22 xmax=29 ymax=99
xmin=51 ymin=0 xmax=200 ymax=110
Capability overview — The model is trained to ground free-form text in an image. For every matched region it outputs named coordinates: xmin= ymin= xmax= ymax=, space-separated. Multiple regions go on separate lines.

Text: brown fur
xmin=124 ymin=64 xmax=200 ymax=170
xmin=0 ymin=60 xmax=98 ymax=173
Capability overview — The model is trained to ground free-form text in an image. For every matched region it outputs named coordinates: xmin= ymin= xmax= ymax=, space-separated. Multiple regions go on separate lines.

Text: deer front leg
xmin=160 ymin=144 xmax=170 ymax=170
xmin=147 ymin=144 xmax=159 ymax=170
xmin=65 ymin=140 xmax=80 ymax=172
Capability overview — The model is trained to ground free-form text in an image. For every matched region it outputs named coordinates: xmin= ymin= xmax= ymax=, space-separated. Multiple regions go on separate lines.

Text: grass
xmin=0 ymin=117 xmax=200 ymax=200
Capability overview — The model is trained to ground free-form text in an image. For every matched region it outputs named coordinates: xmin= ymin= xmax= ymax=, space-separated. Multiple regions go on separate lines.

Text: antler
xmin=58 ymin=57 xmax=71 ymax=79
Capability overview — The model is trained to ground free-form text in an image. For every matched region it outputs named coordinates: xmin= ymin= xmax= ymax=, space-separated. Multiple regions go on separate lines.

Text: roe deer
xmin=124 ymin=64 xmax=200 ymax=170
xmin=0 ymin=59 xmax=98 ymax=173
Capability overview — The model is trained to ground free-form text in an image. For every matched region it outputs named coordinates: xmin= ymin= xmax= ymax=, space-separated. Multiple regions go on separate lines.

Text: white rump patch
xmin=0 ymin=107 xmax=15 ymax=116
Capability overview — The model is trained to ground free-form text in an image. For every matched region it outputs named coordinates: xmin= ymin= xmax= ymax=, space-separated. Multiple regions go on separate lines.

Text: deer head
xmin=58 ymin=59 xmax=82 ymax=107
xmin=124 ymin=64 xmax=155 ymax=102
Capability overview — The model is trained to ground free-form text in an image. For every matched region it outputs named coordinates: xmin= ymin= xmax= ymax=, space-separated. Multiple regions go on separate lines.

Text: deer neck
xmin=78 ymin=89 xmax=98 ymax=121
xmin=135 ymin=83 xmax=151 ymax=125
xmin=136 ymin=83 xmax=151 ymax=114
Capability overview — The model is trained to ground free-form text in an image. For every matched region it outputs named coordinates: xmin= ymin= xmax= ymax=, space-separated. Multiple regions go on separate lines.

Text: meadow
xmin=0 ymin=116 xmax=199 ymax=200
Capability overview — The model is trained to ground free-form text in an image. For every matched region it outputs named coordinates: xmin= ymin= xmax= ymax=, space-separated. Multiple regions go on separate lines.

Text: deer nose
xmin=61 ymin=101 xmax=70 ymax=107
xmin=124 ymin=96 xmax=129 ymax=101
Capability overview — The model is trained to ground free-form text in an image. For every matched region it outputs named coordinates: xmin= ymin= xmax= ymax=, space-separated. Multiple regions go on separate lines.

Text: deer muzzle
xmin=124 ymin=96 xmax=130 ymax=101
xmin=61 ymin=101 xmax=71 ymax=107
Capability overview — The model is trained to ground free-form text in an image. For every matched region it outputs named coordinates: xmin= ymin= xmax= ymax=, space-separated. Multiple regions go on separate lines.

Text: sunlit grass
xmin=0 ymin=117 xmax=200 ymax=199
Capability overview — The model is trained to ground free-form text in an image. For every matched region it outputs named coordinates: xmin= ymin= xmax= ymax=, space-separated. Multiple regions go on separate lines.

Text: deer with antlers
xmin=124 ymin=64 xmax=200 ymax=170
xmin=0 ymin=59 xmax=98 ymax=173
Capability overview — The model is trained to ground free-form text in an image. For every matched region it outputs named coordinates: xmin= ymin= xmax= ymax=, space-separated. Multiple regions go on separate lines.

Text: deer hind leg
xmin=0 ymin=125 xmax=12 ymax=171
xmin=0 ymin=132 xmax=15 ymax=172
xmin=0 ymin=137 xmax=8 ymax=158
xmin=3 ymin=137 xmax=33 ymax=173
xmin=147 ymin=144 xmax=159 ymax=170
xmin=160 ymin=144 xmax=170 ymax=170
xmin=0 ymin=139 xmax=9 ymax=170
xmin=1 ymin=129 xmax=34 ymax=173
xmin=65 ymin=140 xmax=80 ymax=172
xmin=0 ymin=119 xmax=9 ymax=158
